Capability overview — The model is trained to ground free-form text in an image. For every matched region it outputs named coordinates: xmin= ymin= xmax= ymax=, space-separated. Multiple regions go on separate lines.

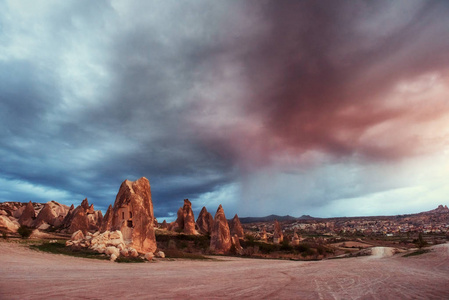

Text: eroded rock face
xmin=273 ymin=220 xmax=283 ymax=244
xmin=18 ymin=201 xmax=36 ymax=227
xmin=196 ymin=207 xmax=213 ymax=235
xmin=104 ymin=177 xmax=157 ymax=254
xmin=210 ymin=205 xmax=231 ymax=254
xmin=229 ymin=214 xmax=244 ymax=238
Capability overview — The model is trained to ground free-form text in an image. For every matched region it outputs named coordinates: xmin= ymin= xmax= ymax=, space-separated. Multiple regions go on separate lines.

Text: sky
xmin=1 ymin=0 xmax=449 ymax=221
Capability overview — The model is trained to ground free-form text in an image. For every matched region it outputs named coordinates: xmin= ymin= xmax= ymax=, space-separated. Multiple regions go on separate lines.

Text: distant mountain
xmin=421 ymin=204 xmax=449 ymax=214
xmin=239 ymin=214 xmax=314 ymax=224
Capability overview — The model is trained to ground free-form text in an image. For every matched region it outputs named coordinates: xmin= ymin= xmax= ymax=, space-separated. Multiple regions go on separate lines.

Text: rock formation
xmin=0 ymin=215 xmax=19 ymax=232
xmin=102 ymin=177 xmax=157 ymax=254
xmin=160 ymin=220 xmax=168 ymax=229
xmin=18 ymin=201 xmax=36 ymax=227
xmin=34 ymin=203 xmax=58 ymax=227
xmin=100 ymin=205 xmax=113 ymax=232
xmin=196 ymin=206 xmax=213 ymax=235
xmin=64 ymin=198 xmax=102 ymax=234
xmin=229 ymin=214 xmax=244 ymax=238
xmin=292 ymin=230 xmax=300 ymax=246
xmin=259 ymin=227 xmax=267 ymax=241
xmin=169 ymin=199 xmax=197 ymax=234
xmin=231 ymin=234 xmax=243 ymax=255
xmin=273 ymin=220 xmax=283 ymax=244
xmin=210 ymin=205 xmax=231 ymax=254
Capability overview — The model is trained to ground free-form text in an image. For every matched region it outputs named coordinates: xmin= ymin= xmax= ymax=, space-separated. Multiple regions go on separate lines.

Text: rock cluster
xmin=100 ymin=177 xmax=157 ymax=254
xmin=62 ymin=198 xmax=102 ymax=234
xmin=196 ymin=206 xmax=213 ymax=235
xmin=66 ymin=229 xmax=161 ymax=261
xmin=210 ymin=205 xmax=232 ymax=254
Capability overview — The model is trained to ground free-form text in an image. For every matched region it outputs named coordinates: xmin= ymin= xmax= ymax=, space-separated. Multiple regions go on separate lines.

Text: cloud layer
xmin=1 ymin=0 xmax=449 ymax=219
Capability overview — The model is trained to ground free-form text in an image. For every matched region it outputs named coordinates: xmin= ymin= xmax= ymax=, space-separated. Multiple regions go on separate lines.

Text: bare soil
xmin=1 ymin=240 xmax=448 ymax=299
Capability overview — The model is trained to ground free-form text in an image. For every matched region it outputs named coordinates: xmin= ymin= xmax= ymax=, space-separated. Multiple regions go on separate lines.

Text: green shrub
xmin=18 ymin=226 xmax=34 ymax=239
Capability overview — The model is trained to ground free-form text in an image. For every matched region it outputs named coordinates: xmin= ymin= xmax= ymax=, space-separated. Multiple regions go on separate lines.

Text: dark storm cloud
xmin=192 ymin=0 xmax=449 ymax=166
xmin=1 ymin=1 xmax=449 ymax=219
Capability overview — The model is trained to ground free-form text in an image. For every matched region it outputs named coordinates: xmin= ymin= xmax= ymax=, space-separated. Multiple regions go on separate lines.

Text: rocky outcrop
xmin=273 ymin=220 xmax=283 ymax=244
xmin=66 ymin=230 xmax=144 ymax=261
xmin=169 ymin=199 xmax=197 ymax=235
xmin=210 ymin=205 xmax=231 ymax=254
xmin=229 ymin=214 xmax=244 ymax=238
xmin=103 ymin=177 xmax=157 ymax=254
xmin=65 ymin=199 xmax=102 ymax=234
xmin=18 ymin=201 xmax=36 ymax=227
xmin=196 ymin=207 xmax=213 ymax=235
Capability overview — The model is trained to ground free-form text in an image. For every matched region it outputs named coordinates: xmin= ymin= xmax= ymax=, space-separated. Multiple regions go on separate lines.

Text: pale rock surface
xmin=0 ymin=215 xmax=19 ymax=232
xmin=71 ymin=230 xmax=85 ymax=241
xmin=144 ymin=252 xmax=154 ymax=261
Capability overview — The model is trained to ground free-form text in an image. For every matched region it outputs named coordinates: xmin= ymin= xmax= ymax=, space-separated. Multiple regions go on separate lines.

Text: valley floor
xmin=1 ymin=241 xmax=448 ymax=299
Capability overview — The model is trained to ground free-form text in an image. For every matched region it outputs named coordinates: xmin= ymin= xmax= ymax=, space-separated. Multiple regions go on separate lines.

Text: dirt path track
xmin=1 ymin=241 xmax=448 ymax=299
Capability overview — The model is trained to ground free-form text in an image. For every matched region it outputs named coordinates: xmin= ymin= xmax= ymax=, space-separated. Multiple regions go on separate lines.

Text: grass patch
xmin=163 ymin=249 xmax=210 ymax=260
xmin=29 ymin=241 xmax=109 ymax=261
xmin=403 ymin=249 xmax=431 ymax=257
xmin=115 ymin=256 xmax=146 ymax=263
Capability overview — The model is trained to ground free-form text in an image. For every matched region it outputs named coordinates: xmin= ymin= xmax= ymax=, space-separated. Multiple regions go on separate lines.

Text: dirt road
xmin=1 ymin=241 xmax=448 ymax=299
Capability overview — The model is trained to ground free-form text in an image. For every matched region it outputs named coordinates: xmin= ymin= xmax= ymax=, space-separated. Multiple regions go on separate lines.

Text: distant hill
xmin=239 ymin=214 xmax=315 ymax=224
xmin=420 ymin=204 xmax=449 ymax=214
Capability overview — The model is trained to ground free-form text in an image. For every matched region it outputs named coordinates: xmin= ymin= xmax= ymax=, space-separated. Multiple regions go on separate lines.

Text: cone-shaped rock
xmin=107 ymin=177 xmax=157 ymax=253
xmin=196 ymin=206 xmax=213 ymax=235
xmin=18 ymin=201 xmax=35 ymax=227
xmin=160 ymin=219 xmax=168 ymax=229
xmin=69 ymin=205 xmax=89 ymax=234
xmin=34 ymin=203 xmax=58 ymax=227
xmin=62 ymin=204 xmax=75 ymax=227
xmin=100 ymin=205 xmax=113 ymax=232
xmin=182 ymin=199 xmax=196 ymax=234
xmin=229 ymin=214 xmax=244 ymax=238
xmin=210 ymin=205 xmax=231 ymax=254
xmin=273 ymin=220 xmax=283 ymax=244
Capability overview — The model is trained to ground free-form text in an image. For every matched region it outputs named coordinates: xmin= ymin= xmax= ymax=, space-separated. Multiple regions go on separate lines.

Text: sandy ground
xmin=1 ymin=241 xmax=448 ymax=299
